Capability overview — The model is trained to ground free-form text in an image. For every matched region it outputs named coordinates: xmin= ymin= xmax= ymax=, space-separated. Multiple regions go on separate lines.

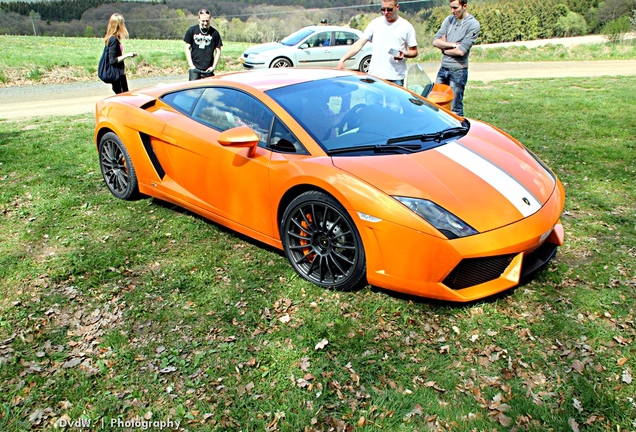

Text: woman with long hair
xmin=104 ymin=13 xmax=137 ymax=94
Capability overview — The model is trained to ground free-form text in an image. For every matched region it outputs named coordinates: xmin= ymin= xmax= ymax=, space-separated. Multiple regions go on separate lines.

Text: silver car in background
xmin=240 ymin=25 xmax=372 ymax=72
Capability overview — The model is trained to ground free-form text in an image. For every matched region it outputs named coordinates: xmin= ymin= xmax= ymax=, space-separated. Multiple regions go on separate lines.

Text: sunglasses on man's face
xmin=199 ymin=9 xmax=210 ymax=15
xmin=380 ymin=7 xmax=394 ymax=12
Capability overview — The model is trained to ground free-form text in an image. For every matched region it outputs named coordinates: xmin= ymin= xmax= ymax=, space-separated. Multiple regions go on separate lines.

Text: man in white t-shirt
xmin=337 ymin=0 xmax=418 ymax=86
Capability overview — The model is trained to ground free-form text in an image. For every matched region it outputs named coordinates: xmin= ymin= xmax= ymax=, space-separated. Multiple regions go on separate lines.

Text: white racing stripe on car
xmin=436 ymin=141 xmax=541 ymax=217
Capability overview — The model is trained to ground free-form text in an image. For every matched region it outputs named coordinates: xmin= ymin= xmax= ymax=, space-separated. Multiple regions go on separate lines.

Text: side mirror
xmin=427 ymin=83 xmax=454 ymax=112
xmin=299 ymin=43 xmax=309 ymax=49
xmin=217 ymin=126 xmax=260 ymax=157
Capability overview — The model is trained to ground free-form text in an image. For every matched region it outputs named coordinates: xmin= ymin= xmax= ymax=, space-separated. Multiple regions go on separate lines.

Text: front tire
xmin=270 ymin=58 xmax=292 ymax=68
xmin=281 ymin=191 xmax=366 ymax=291
xmin=359 ymin=55 xmax=371 ymax=73
xmin=98 ymin=132 xmax=140 ymax=200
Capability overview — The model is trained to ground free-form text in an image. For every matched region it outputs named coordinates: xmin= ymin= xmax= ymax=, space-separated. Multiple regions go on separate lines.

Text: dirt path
xmin=1 ymin=60 xmax=635 ymax=122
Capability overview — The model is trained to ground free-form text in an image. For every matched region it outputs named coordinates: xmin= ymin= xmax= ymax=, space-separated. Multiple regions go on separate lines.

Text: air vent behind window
xmin=140 ymin=100 xmax=156 ymax=110
xmin=139 ymin=133 xmax=165 ymax=179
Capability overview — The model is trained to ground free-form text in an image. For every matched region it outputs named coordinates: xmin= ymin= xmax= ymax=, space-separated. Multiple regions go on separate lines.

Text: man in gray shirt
xmin=433 ymin=0 xmax=480 ymax=116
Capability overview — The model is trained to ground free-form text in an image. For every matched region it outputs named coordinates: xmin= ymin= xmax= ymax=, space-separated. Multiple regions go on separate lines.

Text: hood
xmin=244 ymin=42 xmax=287 ymax=55
xmin=331 ymin=122 xmax=556 ymax=232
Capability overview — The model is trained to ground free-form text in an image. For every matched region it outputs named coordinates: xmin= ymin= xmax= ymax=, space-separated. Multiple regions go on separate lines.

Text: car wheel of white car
xmin=360 ymin=56 xmax=371 ymax=73
xmin=270 ymin=58 xmax=292 ymax=68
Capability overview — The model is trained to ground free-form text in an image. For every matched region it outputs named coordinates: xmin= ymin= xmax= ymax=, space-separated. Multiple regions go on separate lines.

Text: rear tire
xmin=281 ymin=191 xmax=366 ymax=291
xmin=98 ymin=132 xmax=140 ymax=200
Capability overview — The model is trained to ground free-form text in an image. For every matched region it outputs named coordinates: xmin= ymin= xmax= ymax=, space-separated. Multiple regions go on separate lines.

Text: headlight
xmin=246 ymin=53 xmax=265 ymax=61
xmin=393 ymin=197 xmax=478 ymax=239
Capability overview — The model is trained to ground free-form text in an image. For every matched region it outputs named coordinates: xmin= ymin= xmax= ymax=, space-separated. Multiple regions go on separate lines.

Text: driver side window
xmin=268 ymin=118 xmax=307 ymax=154
xmin=306 ymin=32 xmax=331 ymax=48
xmin=191 ymin=87 xmax=274 ymax=146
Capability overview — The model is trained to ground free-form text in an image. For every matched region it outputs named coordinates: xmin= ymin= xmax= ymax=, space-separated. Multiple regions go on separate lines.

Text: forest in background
xmin=0 ymin=0 xmax=634 ymax=44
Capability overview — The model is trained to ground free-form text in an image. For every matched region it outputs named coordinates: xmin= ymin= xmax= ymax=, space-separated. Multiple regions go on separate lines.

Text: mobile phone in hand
xmin=388 ymin=48 xmax=400 ymax=57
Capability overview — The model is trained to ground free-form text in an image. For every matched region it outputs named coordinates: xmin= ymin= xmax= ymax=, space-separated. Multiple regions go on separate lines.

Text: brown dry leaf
xmin=568 ymin=417 xmax=580 ymax=432
xmin=326 ymin=415 xmax=346 ymax=432
xmin=617 ymin=357 xmax=628 ymax=366
xmin=62 ymin=357 xmax=82 ymax=368
xmin=404 ymin=403 xmax=424 ymax=418
xmin=58 ymin=400 xmax=72 ymax=410
xmin=613 ymin=335 xmax=629 ymax=345
xmin=29 ymin=408 xmax=44 ymax=423
xmin=622 ymin=369 xmax=633 ymax=384
xmin=495 ymin=411 xmax=512 ymax=427
xmin=584 ymin=415 xmax=598 ymax=425
xmin=569 ymin=360 xmax=585 ymax=374
xmin=299 ymin=356 xmax=310 ymax=372
xmin=315 ymin=339 xmax=328 ymax=350
xmin=424 ymin=381 xmax=447 ymax=392
xmin=493 ymin=411 xmax=512 ymax=427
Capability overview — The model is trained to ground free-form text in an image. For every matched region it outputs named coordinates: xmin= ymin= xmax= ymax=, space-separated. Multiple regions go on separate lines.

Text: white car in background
xmin=240 ymin=25 xmax=372 ymax=72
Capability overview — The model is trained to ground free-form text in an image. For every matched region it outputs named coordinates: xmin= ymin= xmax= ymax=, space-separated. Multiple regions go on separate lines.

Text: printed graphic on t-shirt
xmin=194 ymin=34 xmax=212 ymax=50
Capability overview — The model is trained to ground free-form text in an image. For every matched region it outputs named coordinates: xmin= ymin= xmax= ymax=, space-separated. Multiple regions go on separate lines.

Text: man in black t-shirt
xmin=184 ymin=8 xmax=223 ymax=80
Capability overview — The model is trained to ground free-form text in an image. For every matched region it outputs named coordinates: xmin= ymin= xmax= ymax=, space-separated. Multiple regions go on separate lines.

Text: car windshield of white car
xmin=280 ymin=28 xmax=315 ymax=46
xmin=267 ymin=76 xmax=463 ymax=155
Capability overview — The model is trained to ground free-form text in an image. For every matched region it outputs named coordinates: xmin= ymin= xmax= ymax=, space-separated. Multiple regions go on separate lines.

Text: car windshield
xmin=280 ymin=28 xmax=315 ymax=46
xmin=267 ymin=76 xmax=465 ymax=155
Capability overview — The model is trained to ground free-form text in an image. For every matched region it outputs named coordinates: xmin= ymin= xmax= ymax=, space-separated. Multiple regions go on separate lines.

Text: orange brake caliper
xmin=300 ymin=214 xmax=315 ymax=262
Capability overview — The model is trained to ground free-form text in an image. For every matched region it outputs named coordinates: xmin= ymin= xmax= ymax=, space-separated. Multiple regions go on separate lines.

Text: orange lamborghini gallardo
xmin=95 ymin=68 xmax=565 ymax=302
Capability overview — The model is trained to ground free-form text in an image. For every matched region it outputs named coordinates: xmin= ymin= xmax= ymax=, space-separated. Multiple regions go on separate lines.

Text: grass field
xmin=0 ymin=70 xmax=635 ymax=430
xmin=0 ymin=77 xmax=636 ymax=431
xmin=0 ymin=34 xmax=634 ymax=85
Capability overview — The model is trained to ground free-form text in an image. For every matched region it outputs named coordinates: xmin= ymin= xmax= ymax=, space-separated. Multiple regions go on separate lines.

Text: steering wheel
xmin=336 ymin=103 xmax=367 ymax=134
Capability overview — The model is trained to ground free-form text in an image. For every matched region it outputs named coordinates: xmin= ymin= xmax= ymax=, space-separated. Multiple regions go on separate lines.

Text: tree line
xmin=0 ymin=0 xmax=633 ymax=42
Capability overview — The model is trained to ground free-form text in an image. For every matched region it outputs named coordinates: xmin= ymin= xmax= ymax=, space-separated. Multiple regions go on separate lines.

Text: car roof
xmin=220 ymin=68 xmax=356 ymax=91
xmin=131 ymin=68 xmax=360 ymax=98
xmin=305 ymin=25 xmax=362 ymax=33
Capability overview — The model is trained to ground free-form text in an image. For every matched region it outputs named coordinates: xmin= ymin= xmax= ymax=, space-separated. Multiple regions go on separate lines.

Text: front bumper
xmin=358 ymin=184 xmax=565 ymax=302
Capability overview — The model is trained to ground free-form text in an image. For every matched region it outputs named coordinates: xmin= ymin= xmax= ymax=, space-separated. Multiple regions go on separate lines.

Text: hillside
xmin=0 ymin=0 xmax=633 ymax=44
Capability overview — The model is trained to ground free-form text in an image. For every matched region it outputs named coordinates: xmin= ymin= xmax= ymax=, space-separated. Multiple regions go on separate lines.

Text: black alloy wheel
xmin=98 ymin=132 xmax=140 ymax=200
xmin=281 ymin=191 xmax=366 ymax=291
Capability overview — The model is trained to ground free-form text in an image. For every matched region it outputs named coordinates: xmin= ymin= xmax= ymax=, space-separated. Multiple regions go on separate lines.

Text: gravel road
xmin=1 ymin=59 xmax=635 ymax=122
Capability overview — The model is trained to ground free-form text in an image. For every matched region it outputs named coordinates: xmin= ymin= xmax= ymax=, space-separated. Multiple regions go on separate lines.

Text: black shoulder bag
xmin=98 ymin=44 xmax=120 ymax=84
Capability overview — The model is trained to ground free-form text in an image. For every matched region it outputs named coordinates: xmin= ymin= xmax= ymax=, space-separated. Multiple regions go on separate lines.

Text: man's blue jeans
xmin=435 ymin=67 xmax=468 ymax=116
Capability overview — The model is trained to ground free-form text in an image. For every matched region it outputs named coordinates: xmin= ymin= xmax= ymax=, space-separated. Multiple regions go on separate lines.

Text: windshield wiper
xmin=327 ymin=143 xmax=422 ymax=155
xmin=386 ymin=126 xmax=469 ymax=145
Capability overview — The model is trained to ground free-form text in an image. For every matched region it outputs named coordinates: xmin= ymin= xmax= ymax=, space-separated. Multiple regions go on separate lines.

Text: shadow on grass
xmin=369 ymin=265 xmax=555 ymax=309
xmin=147 ymin=197 xmax=560 ymax=309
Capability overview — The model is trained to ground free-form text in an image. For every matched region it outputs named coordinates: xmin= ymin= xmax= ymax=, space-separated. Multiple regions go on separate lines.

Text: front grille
xmin=443 ymin=254 xmax=516 ymax=290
